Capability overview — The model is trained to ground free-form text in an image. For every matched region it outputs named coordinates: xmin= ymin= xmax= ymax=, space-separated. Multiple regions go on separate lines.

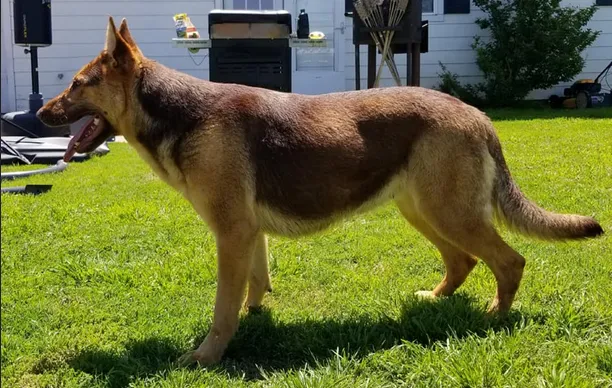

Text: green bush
xmin=436 ymin=0 xmax=600 ymax=107
xmin=436 ymin=63 xmax=486 ymax=107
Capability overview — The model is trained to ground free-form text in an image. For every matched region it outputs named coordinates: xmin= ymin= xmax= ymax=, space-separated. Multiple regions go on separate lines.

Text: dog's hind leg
xmin=405 ymin=138 xmax=525 ymax=313
xmin=423 ymin=214 xmax=526 ymax=313
xmin=246 ymin=232 xmax=272 ymax=310
xmin=395 ymin=196 xmax=478 ymax=299
xmin=410 ymin=186 xmax=526 ymax=313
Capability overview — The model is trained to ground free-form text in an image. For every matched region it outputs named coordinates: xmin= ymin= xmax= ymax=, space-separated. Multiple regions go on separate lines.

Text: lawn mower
xmin=549 ymin=60 xmax=612 ymax=109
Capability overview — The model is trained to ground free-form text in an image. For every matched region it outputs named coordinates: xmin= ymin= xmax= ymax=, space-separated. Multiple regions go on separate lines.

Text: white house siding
xmin=9 ymin=0 xmax=217 ymax=111
xmin=1 ymin=16 xmax=12 ymax=112
xmin=293 ymin=0 xmax=336 ymax=72
xmin=530 ymin=1 xmax=612 ymax=99
xmin=344 ymin=0 xmax=612 ymax=100
xmin=1 ymin=0 xmax=16 ymax=112
xmin=344 ymin=5 xmax=488 ymax=91
xmin=295 ymin=0 xmax=334 ymax=39
xmin=3 ymin=0 xmax=611 ymax=110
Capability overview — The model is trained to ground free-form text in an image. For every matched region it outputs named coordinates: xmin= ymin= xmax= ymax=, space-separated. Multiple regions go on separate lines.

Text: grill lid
xmin=208 ymin=9 xmax=291 ymax=31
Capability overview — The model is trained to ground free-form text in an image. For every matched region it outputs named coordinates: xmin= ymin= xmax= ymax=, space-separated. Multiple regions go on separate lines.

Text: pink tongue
xmin=63 ymin=117 xmax=96 ymax=162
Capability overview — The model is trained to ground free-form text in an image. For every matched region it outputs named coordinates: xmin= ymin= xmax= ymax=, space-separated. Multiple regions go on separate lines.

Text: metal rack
xmin=349 ymin=0 xmax=427 ymax=89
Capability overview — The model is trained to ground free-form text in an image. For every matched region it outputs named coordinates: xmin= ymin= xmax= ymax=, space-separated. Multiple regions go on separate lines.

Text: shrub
xmin=436 ymin=63 xmax=486 ymax=107
xmin=436 ymin=0 xmax=600 ymax=106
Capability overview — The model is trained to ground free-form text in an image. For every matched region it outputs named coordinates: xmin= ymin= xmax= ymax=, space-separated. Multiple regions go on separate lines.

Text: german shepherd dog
xmin=37 ymin=18 xmax=604 ymax=366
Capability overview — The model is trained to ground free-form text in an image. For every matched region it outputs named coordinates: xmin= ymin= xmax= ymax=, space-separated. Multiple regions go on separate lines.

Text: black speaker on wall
xmin=13 ymin=0 xmax=53 ymax=47
xmin=1 ymin=0 xmax=70 ymax=138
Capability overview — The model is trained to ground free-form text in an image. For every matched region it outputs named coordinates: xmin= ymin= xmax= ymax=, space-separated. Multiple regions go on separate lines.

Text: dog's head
xmin=37 ymin=17 xmax=143 ymax=161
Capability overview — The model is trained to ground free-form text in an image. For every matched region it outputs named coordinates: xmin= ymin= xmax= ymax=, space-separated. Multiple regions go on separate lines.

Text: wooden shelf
xmin=289 ymin=38 xmax=329 ymax=48
xmin=172 ymin=38 xmax=211 ymax=49
xmin=171 ymin=37 xmax=329 ymax=49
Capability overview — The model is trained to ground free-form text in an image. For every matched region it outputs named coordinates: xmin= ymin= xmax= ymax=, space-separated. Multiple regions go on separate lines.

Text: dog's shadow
xmin=67 ymin=295 xmax=527 ymax=387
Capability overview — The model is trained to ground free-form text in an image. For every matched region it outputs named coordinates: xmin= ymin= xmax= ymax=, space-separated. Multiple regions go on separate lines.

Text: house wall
xmin=1 ymin=0 xmax=16 ymax=112
xmin=344 ymin=0 xmax=612 ymax=100
xmin=530 ymin=0 xmax=612 ymax=99
xmin=3 ymin=0 xmax=611 ymax=111
xmin=8 ymin=0 xmax=218 ymax=111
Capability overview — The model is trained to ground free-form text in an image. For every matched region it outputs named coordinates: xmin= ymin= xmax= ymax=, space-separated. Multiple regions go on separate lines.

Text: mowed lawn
xmin=1 ymin=109 xmax=611 ymax=387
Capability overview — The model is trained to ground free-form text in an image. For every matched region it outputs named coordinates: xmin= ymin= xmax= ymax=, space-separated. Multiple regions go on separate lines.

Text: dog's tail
xmin=487 ymin=134 xmax=604 ymax=240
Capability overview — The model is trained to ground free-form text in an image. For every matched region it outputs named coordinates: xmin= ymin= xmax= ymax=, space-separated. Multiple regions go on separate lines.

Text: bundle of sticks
xmin=354 ymin=0 xmax=410 ymax=87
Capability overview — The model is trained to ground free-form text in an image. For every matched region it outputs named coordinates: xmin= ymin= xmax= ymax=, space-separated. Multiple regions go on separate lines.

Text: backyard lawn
xmin=2 ymin=108 xmax=611 ymax=387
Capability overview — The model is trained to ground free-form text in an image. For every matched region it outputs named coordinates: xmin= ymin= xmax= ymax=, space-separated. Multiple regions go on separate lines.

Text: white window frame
xmin=423 ymin=0 xmax=444 ymax=21
xmin=223 ymin=0 xmax=284 ymax=10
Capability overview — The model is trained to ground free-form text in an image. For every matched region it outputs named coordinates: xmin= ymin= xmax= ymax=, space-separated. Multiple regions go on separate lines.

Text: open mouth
xmin=64 ymin=114 xmax=113 ymax=162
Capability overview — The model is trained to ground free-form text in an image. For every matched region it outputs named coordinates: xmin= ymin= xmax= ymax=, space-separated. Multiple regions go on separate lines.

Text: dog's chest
xmin=129 ymin=138 xmax=188 ymax=193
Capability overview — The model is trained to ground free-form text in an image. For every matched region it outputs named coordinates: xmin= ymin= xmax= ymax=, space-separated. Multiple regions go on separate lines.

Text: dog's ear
xmin=118 ymin=18 xmax=144 ymax=56
xmin=104 ymin=16 xmax=119 ymax=53
xmin=104 ymin=16 xmax=136 ymax=68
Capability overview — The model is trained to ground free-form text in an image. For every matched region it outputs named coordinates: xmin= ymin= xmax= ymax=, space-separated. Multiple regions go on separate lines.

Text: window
xmin=224 ymin=0 xmax=283 ymax=10
xmin=422 ymin=0 xmax=445 ymax=21
xmin=345 ymin=0 xmax=444 ymax=16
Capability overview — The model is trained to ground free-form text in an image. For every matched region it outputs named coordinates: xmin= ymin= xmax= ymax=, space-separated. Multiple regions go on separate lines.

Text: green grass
xmin=2 ymin=108 xmax=612 ymax=387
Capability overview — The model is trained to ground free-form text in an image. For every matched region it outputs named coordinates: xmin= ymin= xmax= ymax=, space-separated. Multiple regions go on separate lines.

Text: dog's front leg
xmin=181 ymin=221 xmax=258 ymax=366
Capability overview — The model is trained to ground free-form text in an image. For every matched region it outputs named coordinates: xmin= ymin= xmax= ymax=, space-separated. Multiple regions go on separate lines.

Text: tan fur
xmin=36 ymin=17 xmax=604 ymax=367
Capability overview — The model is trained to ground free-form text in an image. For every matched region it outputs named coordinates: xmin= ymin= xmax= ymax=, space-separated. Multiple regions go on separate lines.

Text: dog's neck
xmin=119 ymin=60 xmax=220 ymax=166
xmin=137 ymin=60 xmax=219 ymax=122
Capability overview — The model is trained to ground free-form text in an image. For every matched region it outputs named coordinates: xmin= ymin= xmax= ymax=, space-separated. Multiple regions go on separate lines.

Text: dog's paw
xmin=178 ymin=350 xmax=198 ymax=367
xmin=178 ymin=349 xmax=222 ymax=368
xmin=247 ymin=305 xmax=265 ymax=314
xmin=414 ymin=290 xmax=437 ymax=300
